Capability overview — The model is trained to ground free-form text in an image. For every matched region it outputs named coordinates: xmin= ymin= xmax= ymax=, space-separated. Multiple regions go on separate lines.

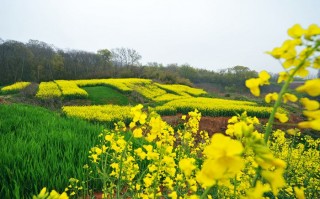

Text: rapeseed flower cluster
xmin=246 ymin=23 xmax=320 ymax=132
xmin=36 ymin=81 xmax=62 ymax=99
xmin=155 ymin=83 xmax=207 ymax=96
xmin=69 ymin=103 xmax=318 ymax=199
xmin=34 ymin=24 xmax=319 ymax=199
xmin=55 ymin=80 xmax=88 ymax=99
xmin=32 ymin=187 xmax=68 ymax=199
xmin=155 ymin=97 xmax=282 ymax=118
xmin=1 ymin=81 xmax=31 ymax=94
xmin=62 ymin=105 xmax=132 ymax=125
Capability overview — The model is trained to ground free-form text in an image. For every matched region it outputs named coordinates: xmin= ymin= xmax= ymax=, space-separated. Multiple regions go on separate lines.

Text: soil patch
xmin=162 ymin=114 xmax=304 ymax=136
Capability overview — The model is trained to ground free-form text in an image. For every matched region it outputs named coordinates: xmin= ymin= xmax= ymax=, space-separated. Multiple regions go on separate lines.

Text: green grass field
xmin=82 ymin=86 xmax=130 ymax=105
xmin=0 ymin=104 xmax=104 ymax=198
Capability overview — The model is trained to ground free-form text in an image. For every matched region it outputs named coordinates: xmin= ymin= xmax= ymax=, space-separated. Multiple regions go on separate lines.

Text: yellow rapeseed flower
xmin=282 ymin=93 xmax=298 ymax=103
xmin=245 ymin=78 xmax=261 ymax=97
xmin=296 ymin=79 xmax=320 ymax=96
xmin=277 ymin=71 xmax=289 ymax=83
xmin=287 ymin=24 xmax=306 ymax=39
xmin=305 ymin=24 xmax=320 ymax=40
xmin=197 ymin=134 xmax=244 ymax=187
xmin=294 ymin=187 xmax=306 ymax=199
xmin=133 ymin=128 xmax=143 ymax=138
xmin=169 ymin=191 xmax=177 ymax=199
xmin=300 ymin=98 xmax=320 ymax=110
xmin=258 ymin=70 xmax=271 ymax=85
xmin=179 ymin=158 xmax=196 ymax=177
xmin=245 ymin=181 xmax=271 ymax=199
xmin=246 ymin=71 xmax=270 ymax=97
xmin=313 ymin=57 xmax=320 ymax=69
xmin=261 ymin=169 xmax=286 ymax=195
xmin=275 ymin=112 xmax=289 ymax=123
xmin=265 ymin=92 xmax=278 ymax=103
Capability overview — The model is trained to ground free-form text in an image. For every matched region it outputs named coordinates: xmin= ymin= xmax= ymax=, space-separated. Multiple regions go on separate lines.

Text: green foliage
xmin=0 ymin=104 xmax=104 ymax=198
xmin=82 ymin=86 xmax=130 ymax=105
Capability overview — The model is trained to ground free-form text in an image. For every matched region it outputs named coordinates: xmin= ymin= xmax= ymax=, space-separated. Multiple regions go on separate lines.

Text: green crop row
xmin=0 ymin=104 xmax=104 ymax=198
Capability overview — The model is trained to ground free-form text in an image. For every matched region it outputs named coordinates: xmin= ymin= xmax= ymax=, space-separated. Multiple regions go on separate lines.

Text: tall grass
xmin=0 ymin=104 xmax=104 ymax=198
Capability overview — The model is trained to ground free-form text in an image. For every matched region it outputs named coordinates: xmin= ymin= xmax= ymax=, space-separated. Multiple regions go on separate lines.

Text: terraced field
xmin=1 ymin=78 xmax=278 ymax=126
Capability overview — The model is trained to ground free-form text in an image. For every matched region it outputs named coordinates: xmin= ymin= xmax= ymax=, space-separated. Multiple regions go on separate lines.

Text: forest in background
xmin=0 ymin=38 xmax=290 ymax=93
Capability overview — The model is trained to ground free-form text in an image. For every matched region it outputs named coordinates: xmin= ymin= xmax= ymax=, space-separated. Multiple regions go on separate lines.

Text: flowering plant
xmin=34 ymin=24 xmax=320 ymax=199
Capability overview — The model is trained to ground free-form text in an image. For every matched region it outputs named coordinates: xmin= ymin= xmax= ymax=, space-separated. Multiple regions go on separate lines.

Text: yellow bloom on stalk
xmin=293 ymin=65 xmax=309 ymax=78
xmin=268 ymin=46 xmax=284 ymax=59
xmin=90 ymin=154 xmax=99 ymax=163
xmin=258 ymin=70 xmax=271 ymax=85
xmin=277 ymin=71 xmax=289 ymax=83
xmin=305 ymin=24 xmax=320 ymax=40
xmin=134 ymin=148 xmax=147 ymax=159
xmin=300 ymin=98 xmax=319 ymax=110
xmin=294 ymin=187 xmax=306 ymax=199
xmin=143 ymin=174 xmax=153 ymax=188
xmin=244 ymin=181 xmax=271 ymax=199
xmin=261 ymin=169 xmax=286 ymax=195
xmin=197 ymin=134 xmax=244 ymax=187
xmin=246 ymin=71 xmax=270 ymax=97
xmin=298 ymin=110 xmax=320 ymax=130
xmin=296 ymin=79 xmax=320 ymax=96
xmin=33 ymin=187 xmax=69 ymax=199
xmin=245 ymin=78 xmax=261 ymax=96
xmin=265 ymin=92 xmax=278 ymax=103
xmin=313 ymin=57 xmax=320 ymax=69
xmin=282 ymin=93 xmax=298 ymax=103
xmin=169 ymin=191 xmax=177 ymax=199
xmin=179 ymin=158 xmax=196 ymax=177
xmin=34 ymin=187 xmax=49 ymax=199
xmin=275 ymin=112 xmax=289 ymax=123
xmin=131 ymin=104 xmax=147 ymax=124
xmin=282 ymin=49 xmax=297 ymax=69
xmin=287 ymin=24 xmax=306 ymax=39
xmin=133 ymin=128 xmax=143 ymax=138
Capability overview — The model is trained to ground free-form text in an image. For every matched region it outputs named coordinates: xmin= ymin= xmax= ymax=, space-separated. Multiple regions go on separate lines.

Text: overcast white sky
xmin=1 ymin=0 xmax=319 ymax=73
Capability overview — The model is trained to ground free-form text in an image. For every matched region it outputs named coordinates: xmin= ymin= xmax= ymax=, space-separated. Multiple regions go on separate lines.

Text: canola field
xmin=2 ymin=24 xmax=320 ymax=199
xmin=2 ymin=78 xmax=278 ymax=124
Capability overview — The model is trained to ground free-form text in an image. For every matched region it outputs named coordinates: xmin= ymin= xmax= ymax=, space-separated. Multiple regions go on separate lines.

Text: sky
xmin=1 ymin=0 xmax=320 ymax=74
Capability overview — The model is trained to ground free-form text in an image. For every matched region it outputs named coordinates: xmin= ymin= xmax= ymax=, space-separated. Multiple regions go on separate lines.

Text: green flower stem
xmin=252 ymin=166 xmax=262 ymax=187
xmin=264 ymin=43 xmax=319 ymax=143
xmin=233 ymin=175 xmax=237 ymax=198
xmin=200 ymin=185 xmax=213 ymax=199
xmin=285 ymin=132 xmax=297 ymax=183
xmin=153 ymin=149 xmax=164 ymax=199
xmin=117 ymin=134 xmax=133 ymax=199
xmin=200 ymin=183 xmax=219 ymax=199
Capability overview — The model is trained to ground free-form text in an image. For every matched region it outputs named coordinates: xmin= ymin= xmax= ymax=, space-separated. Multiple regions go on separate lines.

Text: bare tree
xmin=111 ymin=47 xmax=141 ymax=67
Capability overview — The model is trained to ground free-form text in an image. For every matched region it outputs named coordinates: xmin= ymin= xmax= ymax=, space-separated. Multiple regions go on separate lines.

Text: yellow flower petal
xmin=282 ymin=93 xmax=298 ymax=103
xmin=298 ymin=119 xmax=320 ymax=131
xmin=305 ymin=24 xmax=320 ymax=40
xmin=303 ymin=110 xmax=320 ymax=120
xmin=296 ymin=79 xmax=320 ymax=96
xmin=277 ymin=71 xmax=289 ymax=83
xmin=300 ymin=98 xmax=320 ymax=110
xmin=275 ymin=112 xmax=289 ymax=123
xmin=294 ymin=187 xmax=306 ymax=199
xmin=287 ymin=24 xmax=305 ymax=38
xmin=265 ymin=92 xmax=278 ymax=103
xmin=245 ymin=78 xmax=261 ymax=96
xmin=259 ymin=70 xmax=271 ymax=85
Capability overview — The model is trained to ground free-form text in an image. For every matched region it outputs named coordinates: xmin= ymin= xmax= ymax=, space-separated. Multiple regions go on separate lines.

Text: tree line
xmin=0 ymin=38 xmax=260 ymax=92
